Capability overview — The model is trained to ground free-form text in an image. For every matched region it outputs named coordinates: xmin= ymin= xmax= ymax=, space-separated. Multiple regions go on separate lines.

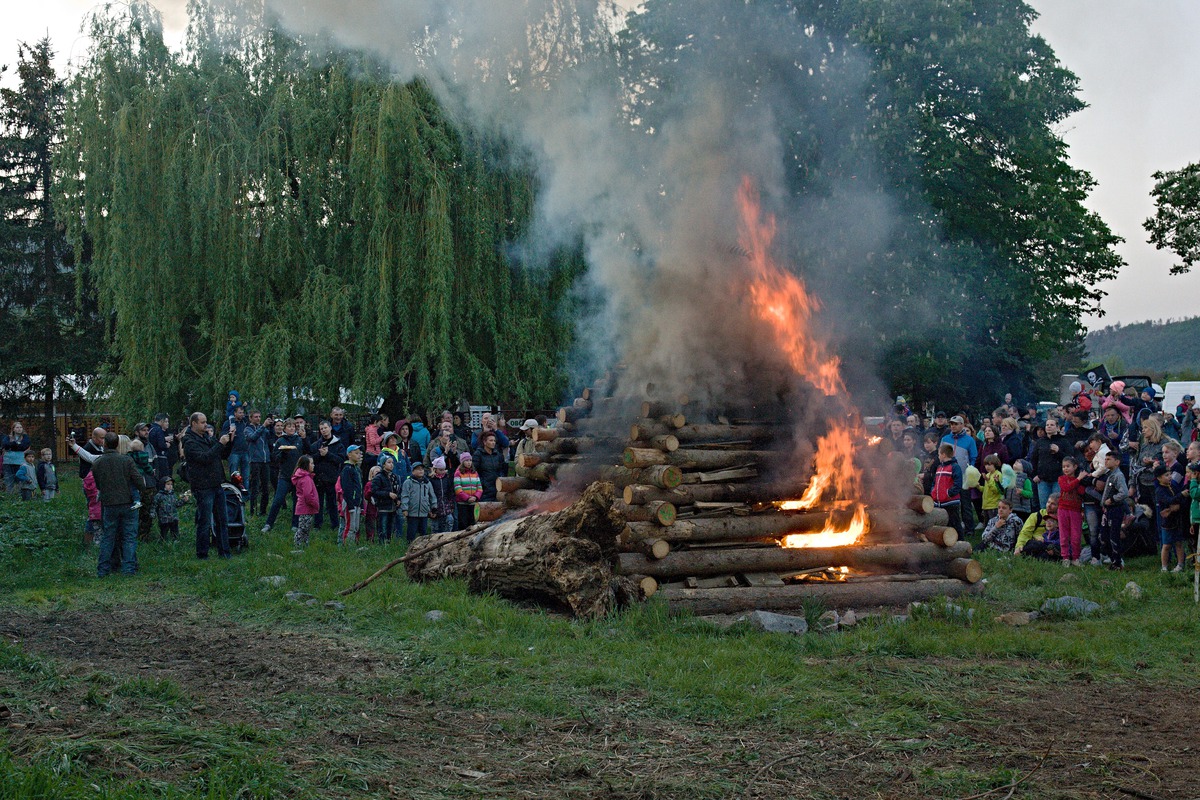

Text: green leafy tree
xmin=0 ymin=38 xmax=103 ymax=436
xmin=58 ymin=1 xmax=582 ymax=419
xmin=620 ymin=0 xmax=1123 ymax=409
xmin=1144 ymin=163 xmax=1200 ymax=275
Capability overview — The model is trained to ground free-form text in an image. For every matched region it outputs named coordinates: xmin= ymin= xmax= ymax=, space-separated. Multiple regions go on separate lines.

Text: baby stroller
xmin=221 ymin=482 xmax=248 ymax=552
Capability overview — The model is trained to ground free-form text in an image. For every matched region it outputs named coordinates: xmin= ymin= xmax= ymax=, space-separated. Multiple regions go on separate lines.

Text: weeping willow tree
xmin=56 ymin=0 xmax=583 ymax=419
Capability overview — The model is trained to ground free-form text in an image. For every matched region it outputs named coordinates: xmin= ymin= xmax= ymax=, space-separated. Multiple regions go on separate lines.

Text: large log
xmin=630 ymin=421 xmax=789 ymax=445
xmin=908 ymin=495 xmax=936 ymax=514
xmin=623 ymin=483 xmax=778 ymax=506
xmin=543 ymin=436 xmax=620 ymax=456
xmin=600 ymin=465 xmax=683 ymax=489
xmin=497 ymin=476 xmax=540 ymax=494
xmin=612 ymin=500 xmax=677 ymax=526
xmin=405 ymin=483 xmax=625 ymax=618
xmin=657 ymin=578 xmax=982 ymax=615
xmin=943 ymin=558 xmax=983 ymax=583
xmin=499 ymin=489 xmax=548 ymax=509
xmin=623 ymin=447 xmax=769 ymax=470
xmin=526 ymin=462 xmax=603 ymax=484
xmin=557 ymin=406 xmax=589 ymax=424
xmin=477 ymin=502 xmax=506 ymax=522
xmin=618 ymin=541 xmax=974 ymax=579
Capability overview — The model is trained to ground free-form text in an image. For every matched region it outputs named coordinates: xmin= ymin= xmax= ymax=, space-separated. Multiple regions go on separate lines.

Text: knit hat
xmin=1109 ymin=380 xmax=1125 ymax=394
xmin=459 ymin=452 xmax=473 ymax=463
xmin=1188 ymin=462 xmax=1200 ymax=472
xmin=411 ymin=461 xmax=425 ymax=471
xmin=432 ymin=456 xmax=446 ymax=470
xmin=1152 ymin=464 xmax=1168 ymax=477
xmin=1142 ymin=386 xmax=1156 ymax=399
xmin=1068 ymin=380 xmax=1082 ymax=394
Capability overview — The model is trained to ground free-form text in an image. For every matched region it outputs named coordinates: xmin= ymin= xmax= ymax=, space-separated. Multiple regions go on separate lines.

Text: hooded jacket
xmin=400 ymin=473 xmax=437 ymax=517
xmin=246 ymin=424 xmax=271 ymax=463
xmin=410 ymin=422 xmax=432 ymax=458
xmin=371 ymin=469 xmax=400 ymax=513
xmin=292 ymin=468 xmax=320 ymax=515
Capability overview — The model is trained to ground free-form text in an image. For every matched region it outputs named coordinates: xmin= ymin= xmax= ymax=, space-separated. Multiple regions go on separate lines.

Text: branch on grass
xmin=337 ymin=522 xmax=494 ymax=597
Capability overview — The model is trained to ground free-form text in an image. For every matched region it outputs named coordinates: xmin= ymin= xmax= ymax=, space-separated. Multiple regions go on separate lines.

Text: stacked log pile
xmin=406 ymin=378 xmax=984 ymax=618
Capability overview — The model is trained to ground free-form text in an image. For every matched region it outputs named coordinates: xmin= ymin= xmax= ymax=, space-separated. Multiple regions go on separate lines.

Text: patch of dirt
xmin=2 ymin=606 xmax=1198 ymax=798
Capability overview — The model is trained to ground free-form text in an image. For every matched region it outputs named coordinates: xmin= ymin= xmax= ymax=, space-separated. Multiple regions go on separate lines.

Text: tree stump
xmin=405 ymin=482 xmax=626 ymax=617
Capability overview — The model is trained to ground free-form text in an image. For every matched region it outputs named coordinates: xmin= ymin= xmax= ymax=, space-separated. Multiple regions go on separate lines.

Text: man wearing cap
xmin=339 ymin=445 xmax=364 ymax=544
xmin=927 ymin=411 xmax=950 ymax=443
xmin=939 ymin=415 xmax=978 ymax=475
xmin=514 ymin=419 xmax=540 ymax=479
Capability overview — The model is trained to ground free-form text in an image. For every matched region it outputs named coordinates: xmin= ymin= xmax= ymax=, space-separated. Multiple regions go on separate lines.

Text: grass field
xmin=1 ymin=475 xmax=1198 ymax=798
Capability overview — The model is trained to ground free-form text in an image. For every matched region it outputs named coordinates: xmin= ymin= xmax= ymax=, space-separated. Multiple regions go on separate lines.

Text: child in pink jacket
xmin=291 ymin=455 xmax=320 ymax=547
xmin=82 ymin=471 xmax=102 ymax=546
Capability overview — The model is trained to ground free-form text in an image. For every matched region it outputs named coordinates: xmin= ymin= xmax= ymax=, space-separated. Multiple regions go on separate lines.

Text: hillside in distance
xmin=1085 ymin=317 xmax=1200 ymax=378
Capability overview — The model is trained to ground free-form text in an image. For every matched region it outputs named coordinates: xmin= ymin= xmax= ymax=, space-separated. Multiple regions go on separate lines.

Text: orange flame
xmin=737 ymin=177 xmax=866 ymax=549
xmin=738 ymin=178 xmax=845 ymax=397
xmin=781 ymin=504 xmax=868 ymax=549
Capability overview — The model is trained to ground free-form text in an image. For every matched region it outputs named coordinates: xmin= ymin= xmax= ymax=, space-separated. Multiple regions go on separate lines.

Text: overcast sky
xmin=3 ymin=0 xmax=1197 ymax=331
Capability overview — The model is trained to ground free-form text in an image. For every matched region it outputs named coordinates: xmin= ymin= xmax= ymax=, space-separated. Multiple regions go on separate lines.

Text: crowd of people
xmin=6 ymin=381 xmax=1200 ymax=580
xmin=885 ymin=383 xmax=1200 ymax=572
xmin=5 ymin=392 xmax=533 ymax=578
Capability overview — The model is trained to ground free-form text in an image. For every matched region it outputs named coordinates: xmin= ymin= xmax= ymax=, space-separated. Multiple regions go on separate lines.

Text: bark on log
xmin=497 ymin=476 xmax=540 ymax=494
xmin=618 ymin=541 xmax=974 ymax=578
xmin=601 ymin=465 xmax=684 ymax=489
xmin=942 ymin=557 xmax=983 ymax=583
xmin=500 ymin=489 xmax=548 ymax=509
xmin=557 ymin=406 xmax=589 ymax=424
xmin=532 ymin=427 xmax=560 ymax=443
xmin=543 ymin=436 xmax=620 ymax=456
xmin=908 ymin=495 xmax=936 ymax=514
xmin=622 ymin=482 xmax=777 ymax=506
xmin=657 ymin=578 xmax=982 ymax=616
xmin=612 ymin=500 xmax=677 ymax=526
xmin=620 ymin=538 xmax=671 ymax=559
xmin=477 ymin=502 xmax=506 ymax=522
xmin=922 ymin=526 xmax=959 ymax=547
xmin=623 ymin=447 xmax=768 ymax=470
xmin=405 ymin=483 xmax=625 ymax=617
xmin=630 ymin=421 xmax=789 ymax=445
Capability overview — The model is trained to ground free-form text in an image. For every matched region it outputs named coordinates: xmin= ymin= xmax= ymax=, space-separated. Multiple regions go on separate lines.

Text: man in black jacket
xmin=1031 ymin=417 xmax=1067 ymax=510
xmin=183 ymin=412 xmax=234 ymax=559
xmin=312 ymin=420 xmax=346 ymax=530
xmin=91 ymin=432 xmax=146 ymax=577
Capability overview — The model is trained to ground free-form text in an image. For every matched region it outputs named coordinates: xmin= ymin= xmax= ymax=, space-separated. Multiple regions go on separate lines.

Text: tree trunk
xmin=618 ymin=541 xmax=974 ymax=579
xmin=630 ymin=421 xmax=789 ymax=445
xmin=405 ymin=482 xmax=625 ymax=617
xmin=623 ymin=447 xmax=769 ymax=470
xmin=657 ymin=578 xmax=982 ymax=615
xmin=600 ymin=465 xmax=683 ymax=489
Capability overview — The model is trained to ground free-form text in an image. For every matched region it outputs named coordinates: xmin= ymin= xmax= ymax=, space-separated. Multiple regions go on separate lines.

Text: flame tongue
xmin=739 ymin=178 xmax=845 ymax=397
xmin=737 ymin=176 xmax=866 ymax=550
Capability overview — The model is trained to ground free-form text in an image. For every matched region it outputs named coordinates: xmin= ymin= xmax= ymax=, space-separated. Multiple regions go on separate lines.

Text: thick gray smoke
xmin=268 ymin=0 xmax=884 ymax=422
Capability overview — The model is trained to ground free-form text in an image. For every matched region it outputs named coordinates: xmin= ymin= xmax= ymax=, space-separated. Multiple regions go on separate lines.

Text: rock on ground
xmin=1040 ymin=596 xmax=1101 ymax=617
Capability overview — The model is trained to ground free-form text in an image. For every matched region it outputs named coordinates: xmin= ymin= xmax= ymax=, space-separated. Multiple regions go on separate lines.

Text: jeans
xmin=228 ymin=453 xmax=250 ymax=493
xmin=98 ymin=503 xmax=138 ymax=576
xmin=1036 ymin=480 xmax=1058 ymax=509
xmin=249 ymin=462 xmax=271 ymax=516
xmin=377 ymin=511 xmax=397 ymax=543
xmin=431 ymin=510 xmax=456 ymax=534
xmin=1083 ymin=503 xmax=1102 ymax=559
xmin=405 ymin=516 xmax=428 ymax=542
xmin=316 ymin=480 xmax=339 ymax=529
xmin=193 ymin=486 xmax=230 ymax=558
xmin=265 ymin=477 xmax=297 ymax=529
xmin=1102 ymin=504 xmax=1126 ymax=566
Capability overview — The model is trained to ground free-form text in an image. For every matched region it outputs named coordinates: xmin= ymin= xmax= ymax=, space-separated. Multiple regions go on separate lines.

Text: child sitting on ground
xmin=36 ymin=448 xmax=57 ymax=501
xmin=980 ymin=498 xmax=1022 ymax=552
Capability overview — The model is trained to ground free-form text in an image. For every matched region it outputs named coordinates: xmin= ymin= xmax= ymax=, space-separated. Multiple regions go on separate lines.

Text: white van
xmin=1162 ymin=382 xmax=1200 ymax=416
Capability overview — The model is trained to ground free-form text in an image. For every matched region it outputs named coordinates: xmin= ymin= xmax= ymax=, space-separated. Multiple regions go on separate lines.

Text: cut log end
xmin=923 ymin=526 xmax=959 ymax=548
xmin=944 ymin=557 xmax=983 ymax=584
xmin=908 ymin=495 xmax=936 ymax=514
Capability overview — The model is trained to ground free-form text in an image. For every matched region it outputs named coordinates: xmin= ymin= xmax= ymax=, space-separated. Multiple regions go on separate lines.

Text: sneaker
xmin=1062 ymin=560 xmax=1071 ymax=567
xmin=1161 ymin=567 xmax=1169 ymax=572
xmin=1088 ymin=558 xmax=1101 ymax=566
xmin=1172 ymin=565 xmax=1183 ymax=573
xmin=1072 ymin=559 xmax=1082 ymax=567
xmin=131 ymin=501 xmax=142 ymax=510
xmin=260 ymin=524 xmax=271 ymax=533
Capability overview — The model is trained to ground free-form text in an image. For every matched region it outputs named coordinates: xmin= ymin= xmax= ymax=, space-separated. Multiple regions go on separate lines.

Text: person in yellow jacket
xmin=1015 ymin=495 xmax=1059 ymax=556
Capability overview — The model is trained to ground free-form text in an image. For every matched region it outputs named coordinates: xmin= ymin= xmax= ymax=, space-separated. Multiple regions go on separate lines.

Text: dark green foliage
xmin=1086 ymin=317 xmax=1200 ymax=379
xmin=0 ymin=38 xmax=103 ymax=424
xmin=1144 ymin=162 xmax=1200 ymax=275
xmin=621 ymin=0 xmax=1123 ymax=409
xmin=57 ymin=2 xmax=578 ymax=419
